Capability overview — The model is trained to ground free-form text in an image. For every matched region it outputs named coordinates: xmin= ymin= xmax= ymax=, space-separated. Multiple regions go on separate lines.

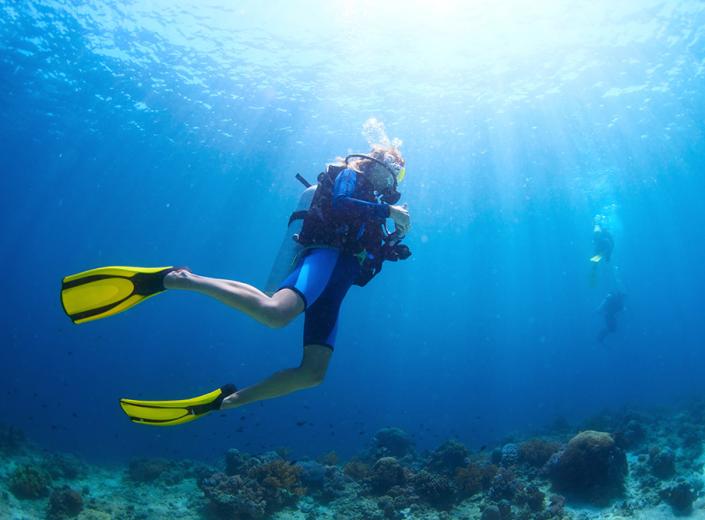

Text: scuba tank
xmin=264 ymin=175 xmax=316 ymax=294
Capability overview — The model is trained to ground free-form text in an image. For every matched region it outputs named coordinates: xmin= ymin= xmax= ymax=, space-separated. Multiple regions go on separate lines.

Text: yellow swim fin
xmin=119 ymin=384 xmax=237 ymax=426
xmin=61 ymin=266 xmax=174 ymax=324
xmin=590 ymin=255 xmax=603 ymax=263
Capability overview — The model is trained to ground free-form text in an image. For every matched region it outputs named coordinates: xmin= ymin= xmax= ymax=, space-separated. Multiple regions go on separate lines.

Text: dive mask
xmin=345 ymin=153 xmax=406 ymax=186
xmin=383 ymin=153 xmax=406 ymax=184
xmin=345 ymin=153 xmax=406 ymax=196
xmin=344 ymin=153 xmax=404 ymax=204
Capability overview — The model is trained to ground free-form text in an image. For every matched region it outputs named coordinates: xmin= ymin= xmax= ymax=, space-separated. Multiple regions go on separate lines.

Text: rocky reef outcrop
xmin=546 ymin=430 xmax=627 ymax=504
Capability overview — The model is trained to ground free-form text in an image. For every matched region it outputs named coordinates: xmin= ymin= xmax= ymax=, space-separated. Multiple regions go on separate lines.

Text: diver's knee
xmin=261 ymin=301 xmax=296 ymax=329
xmin=301 ymin=372 xmax=325 ymax=388
xmin=298 ymin=365 xmax=326 ymax=388
xmin=263 ymin=313 xmax=290 ymax=329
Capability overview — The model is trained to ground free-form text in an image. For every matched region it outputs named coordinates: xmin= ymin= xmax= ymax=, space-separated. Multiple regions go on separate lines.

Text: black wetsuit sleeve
xmin=332 ymin=168 xmax=390 ymax=219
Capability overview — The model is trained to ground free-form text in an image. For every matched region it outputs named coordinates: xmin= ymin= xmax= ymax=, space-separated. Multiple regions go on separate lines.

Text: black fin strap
xmin=190 ymin=384 xmax=237 ymax=416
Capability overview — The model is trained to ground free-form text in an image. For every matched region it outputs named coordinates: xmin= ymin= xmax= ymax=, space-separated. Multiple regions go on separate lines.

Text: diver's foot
xmin=220 ymin=391 xmax=242 ymax=410
xmin=164 ymin=268 xmax=196 ymax=290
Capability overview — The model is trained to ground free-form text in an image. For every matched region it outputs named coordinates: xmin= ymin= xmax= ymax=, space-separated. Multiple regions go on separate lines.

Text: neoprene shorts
xmin=277 ymin=248 xmax=360 ymax=350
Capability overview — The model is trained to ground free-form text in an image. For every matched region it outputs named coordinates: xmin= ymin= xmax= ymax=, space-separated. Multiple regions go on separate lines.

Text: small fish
xmin=479 ymin=445 xmax=487 ymax=452
xmin=296 ymin=421 xmax=306 ymax=427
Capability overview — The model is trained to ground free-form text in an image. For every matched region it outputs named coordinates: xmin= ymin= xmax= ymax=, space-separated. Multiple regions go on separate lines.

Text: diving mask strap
xmin=344 ymin=154 xmax=399 ymax=191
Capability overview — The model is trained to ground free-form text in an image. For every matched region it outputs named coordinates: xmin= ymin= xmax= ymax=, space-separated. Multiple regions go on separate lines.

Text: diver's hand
xmin=389 ymin=204 xmax=410 ymax=236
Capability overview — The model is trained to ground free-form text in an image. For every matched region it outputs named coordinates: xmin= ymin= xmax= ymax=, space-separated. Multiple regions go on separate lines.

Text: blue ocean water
xmin=1 ymin=0 xmax=704 ymax=466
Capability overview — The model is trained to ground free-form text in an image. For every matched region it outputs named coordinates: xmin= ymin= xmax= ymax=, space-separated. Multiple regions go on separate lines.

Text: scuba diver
xmin=597 ymin=291 xmax=625 ymax=343
xmin=591 ymin=214 xmax=614 ymax=264
xmin=60 ymin=145 xmax=412 ymax=426
xmin=590 ymin=213 xmax=615 ymax=287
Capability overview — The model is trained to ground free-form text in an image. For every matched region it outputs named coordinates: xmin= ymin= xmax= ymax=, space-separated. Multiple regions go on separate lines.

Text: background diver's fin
xmin=590 ymin=254 xmax=603 ymax=263
xmin=119 ymin=384 xmax=237 ymax=426
xmin=61 ymin=266 xmax=174 ymax=324
xmin=589 ymin=263 xmax=599 ymax=288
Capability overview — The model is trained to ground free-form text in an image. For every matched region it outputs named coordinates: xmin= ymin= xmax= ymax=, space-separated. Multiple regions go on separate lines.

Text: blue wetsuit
xmin=278 ymin=168 xmax=389 ymax=350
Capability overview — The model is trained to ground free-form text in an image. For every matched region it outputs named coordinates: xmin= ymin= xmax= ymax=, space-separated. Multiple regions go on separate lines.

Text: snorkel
xmin=344 ymin=153 xmax=405 ymax=204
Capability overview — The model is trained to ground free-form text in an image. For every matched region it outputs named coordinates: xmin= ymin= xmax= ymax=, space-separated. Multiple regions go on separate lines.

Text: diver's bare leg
xmin=220 ymin=345 xmax=332 ymax=409
xmin=164 ymin=270 xmax=303 ymax=328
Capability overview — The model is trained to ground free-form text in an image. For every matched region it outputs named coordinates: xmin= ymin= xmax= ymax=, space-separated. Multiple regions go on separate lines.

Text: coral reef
xmin=297 ymin=459 xmax=327 ymax=489
xmin=372 ymin=427 xmax=415 ymax=459
xmin=487 ymin=467 xmax=518 ymax=501
xmin=298 ymin=459 xmax=348 ymax=501
xmin=127 ymin=457 xmax=207 ymax=485
xmin=317 ymin=450 xmax=339 ymax=466
xmin=247 ymin=459 xmax=306 ymax=508
xmin=47 ymin=486 xmax=84 ymax=519
xmin=343 ymin=458 xmax=371 ymax=481
xmin=546 ymin=430 xmax=627 ymax=504
xmin=614 ymin=418 xmax=647 ymax=450
xmin=426 ymin=439 xmax=470 ymax=475
xmin=649 ymin=446 xmax=676 ymax=479
xmin=225 ymin=448 xmax=259 ymax=476
xmin=127 ymin=458 xmax=171 ymax=483
xmin=660 ymin=479 xmax=698 ymax=515
xmin=200 ymin=455 xmax=305 ymax=519
xmin=480 ymin=504 xmax=501 ymax=520
xmin=520 ymin=483 xmax=545 ymax=512
xmin=3 ymin=402 xmax=705 ymax=520
xmin=410 ymin=469 xmax=456 ymax=508
xmin=518 ymin=438 xmax=561 ymax=468
xmin=199 ymin=472 xmax=267 ymax=519
xmin=455 ymin=462 xmax=497 ymax=497
xmin=8 ymin=464 xmax=52 ymax=499
xmin=368 ymin=456 xmax=406 ymax=494
xmin=44 ymin=453 xmax=86 ymax=480
xmin=499 ymin=443 xmax=520 ymax=466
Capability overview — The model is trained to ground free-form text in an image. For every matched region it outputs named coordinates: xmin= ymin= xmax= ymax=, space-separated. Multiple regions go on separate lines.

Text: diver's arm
xmin=332 ymin=168 xmax=390 ymax=218
xmin=333 ymin=169 xmax=411 ymax=233
xmin=389 ymin=204 xmax=410 ymax=236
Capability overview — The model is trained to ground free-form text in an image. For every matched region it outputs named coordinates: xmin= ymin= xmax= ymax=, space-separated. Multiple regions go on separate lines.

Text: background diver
xmin=597 ymin=290 xmax=625 ymax=343
xmin=590 ymin=213 xmax=615 ymax=286
xmin=61 ymin=145 xmax=412 ymax=426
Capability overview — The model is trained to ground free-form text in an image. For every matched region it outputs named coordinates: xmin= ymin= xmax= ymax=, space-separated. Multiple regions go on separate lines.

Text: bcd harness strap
xmin=288 ymin=173 xmax=314 ymax=226
xmin=288 ymin=210 xmax=308 ymax=226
